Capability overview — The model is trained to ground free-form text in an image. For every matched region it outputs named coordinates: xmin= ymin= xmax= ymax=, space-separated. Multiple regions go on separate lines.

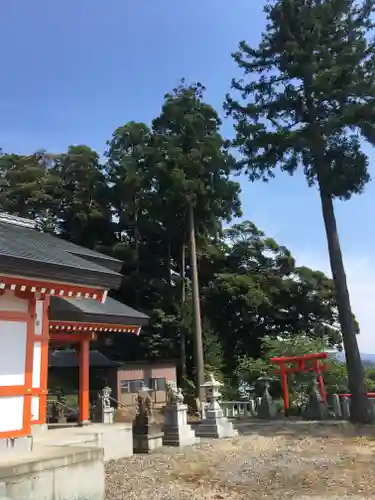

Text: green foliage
xmin=0 ymin=78 xmax=349 ymax=391
xmin=202 ymin=220 xmax=341 ymax=383
xmin=53 ymin=145 xmax=113 ymax=248
xmin=237 ymin=334 xmax=375 ymax=407
xmin=226 ymin=0 xmax=375 ymax=199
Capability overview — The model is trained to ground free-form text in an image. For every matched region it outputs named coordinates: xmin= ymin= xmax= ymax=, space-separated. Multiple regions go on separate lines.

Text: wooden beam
xmin=49 ymin=332 xmax=97 ymax=343
xmin=270 ymin=352 xmax=328 ymax=363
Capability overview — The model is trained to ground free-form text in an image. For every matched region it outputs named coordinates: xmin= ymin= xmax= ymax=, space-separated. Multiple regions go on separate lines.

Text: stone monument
xmin=256 ymin=376 xmax=277 ymax=419
xmin=331 ymin=393 xmax=342 ymax=419
xmin=195 ymin=373 xmax=238 ymax=438
xmin=94 ymin=386 xmax=115 ymax=424
xmin=163 ymin=381 xmax=199 ymax=447
xmin=303 ymin=377 xmax=328 ymax=420
xmin=133 ymin=384 xmax=163 ymax=453
xmin=341 ymin=396 xmax=350 ymax=419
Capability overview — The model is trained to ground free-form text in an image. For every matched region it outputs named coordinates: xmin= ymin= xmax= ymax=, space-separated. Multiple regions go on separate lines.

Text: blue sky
xmin=2 ymin=0 xmax=374 ymax=351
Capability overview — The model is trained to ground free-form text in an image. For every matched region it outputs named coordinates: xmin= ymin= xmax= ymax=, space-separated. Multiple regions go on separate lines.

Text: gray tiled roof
xmin=50 ymin=296 xmax=149 ymax=326
xmin=0 ymin=221 xmax=123 ymax=289
xmin=49 ymin=349 xmax=120 ymax=368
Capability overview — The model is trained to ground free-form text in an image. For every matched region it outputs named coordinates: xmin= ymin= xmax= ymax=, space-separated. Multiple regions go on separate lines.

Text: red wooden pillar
xmin=78 ymin=339 xmax=90 ymax=424
xmin=280 ymin=369 xmax=289 ymax=411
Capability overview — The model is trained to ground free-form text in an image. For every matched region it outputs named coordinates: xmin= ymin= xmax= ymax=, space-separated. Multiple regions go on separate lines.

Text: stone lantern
xmin=195 ymin=373 xmax=238 ymax=439
xmin=256 ymin=375 xmax=276 ymax=419
xmin=201 ymin=373 xmax=223 ymax=411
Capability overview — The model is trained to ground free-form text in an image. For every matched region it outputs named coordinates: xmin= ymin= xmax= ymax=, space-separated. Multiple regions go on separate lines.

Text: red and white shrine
xmin=0 ymin=213 xmax=147 ymax=447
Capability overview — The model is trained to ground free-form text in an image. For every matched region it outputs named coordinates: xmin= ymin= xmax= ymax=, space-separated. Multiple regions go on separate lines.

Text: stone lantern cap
xmin=256 ymin=375 xmax=273 ymax=383
xmin=200 ymin=373 xmax=223 ymax=388
xmin=139 ymin=382 xmax=151 ymax=392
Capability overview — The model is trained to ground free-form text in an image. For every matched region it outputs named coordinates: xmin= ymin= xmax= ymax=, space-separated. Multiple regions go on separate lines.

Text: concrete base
xmin=0 ymin=445 xmax=104 ymax=500
xmin=35 ymin=423 xmax=134 ymax=462
xmin=0 ymin=435 xmax=33 ymax=456
xmin=163 ymin=426 xmax=199 ymax=447
xmin=163 ymin=404 xmax=200 ymax=447
xmin=133 ymin=432 xmax=164 ymax=453
xmin=195 ymin=407 xmax=238 ymax=439
xmin=31 ymin=424 xmax=48 ymax=436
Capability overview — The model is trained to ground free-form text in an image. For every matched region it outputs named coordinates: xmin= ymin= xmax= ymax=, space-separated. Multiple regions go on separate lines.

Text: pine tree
xmin=226 ymin=0 xmax=375 ymax=422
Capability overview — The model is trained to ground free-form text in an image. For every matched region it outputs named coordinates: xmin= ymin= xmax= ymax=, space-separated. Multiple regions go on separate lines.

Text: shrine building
xmin=0 ymin=213 xmax=148 ymax=450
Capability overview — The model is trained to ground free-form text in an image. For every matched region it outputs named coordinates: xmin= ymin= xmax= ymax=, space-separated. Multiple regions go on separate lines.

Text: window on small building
xmin=120 ymin=380 xmax=131 ymax=394
xmin=130 ymin=379 xmax=145 ymax=393
xmin=120 ymin=378 xmax=167 ymax=393
xmin=149 ymin=378 xmax=166 ymax=391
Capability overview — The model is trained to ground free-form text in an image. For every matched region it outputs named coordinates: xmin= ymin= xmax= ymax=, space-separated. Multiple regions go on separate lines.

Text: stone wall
xmin=0 ymin=445 xmax=104 ymax=500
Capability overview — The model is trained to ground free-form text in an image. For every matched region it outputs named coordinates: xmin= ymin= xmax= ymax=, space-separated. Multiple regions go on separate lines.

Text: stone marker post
xmin=341 ymin=396 xmax=350 ymax=419
xmin=303 ymin=377 xmax=327 ymax=420
xmin=331 ymin=394 xmax=342 ymax=419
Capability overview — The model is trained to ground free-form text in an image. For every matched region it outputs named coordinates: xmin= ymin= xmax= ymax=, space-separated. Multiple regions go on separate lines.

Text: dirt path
xmin=105 ymin=422 xmax=375 ymax=499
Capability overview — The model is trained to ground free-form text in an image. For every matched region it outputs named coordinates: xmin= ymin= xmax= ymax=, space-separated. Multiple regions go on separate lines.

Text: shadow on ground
xmin=231 ymin=418 xmax=375 ymax=440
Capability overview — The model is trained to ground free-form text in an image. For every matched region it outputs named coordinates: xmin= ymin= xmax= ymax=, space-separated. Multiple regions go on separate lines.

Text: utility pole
xmin=188 ymin=201 xmax=205 ymax=400
xmin=180 ymin=242 xmax=187 ymax=383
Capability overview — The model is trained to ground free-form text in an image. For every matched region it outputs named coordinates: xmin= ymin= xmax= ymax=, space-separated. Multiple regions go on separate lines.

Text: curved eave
xmin=49 ymin=320 xmax=141 ymax=336
xmin=0 ymin=275 xmax=108 ymax=302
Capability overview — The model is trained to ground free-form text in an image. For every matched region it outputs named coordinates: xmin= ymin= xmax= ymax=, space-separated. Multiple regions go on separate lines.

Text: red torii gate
xmin=270 ymin=352 xmax=328 ymax=412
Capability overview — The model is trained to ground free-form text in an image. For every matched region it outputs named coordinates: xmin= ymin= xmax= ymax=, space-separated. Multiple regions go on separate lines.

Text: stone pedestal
xmin=133 ymin=427 xmax=164 ymax=453
xmin=163 ymin=403 xmax=199 ymax=447
xmin=196 ymin=405 xmax=237 ymax=438
xmin=103 ymin=407 xmax=114 ymax=424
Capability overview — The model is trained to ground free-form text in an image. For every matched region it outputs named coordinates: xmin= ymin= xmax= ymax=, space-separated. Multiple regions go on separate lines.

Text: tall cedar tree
xmin=105 ymin=122 xmax=154 ymax=307
xmin=225 ymin=0 xmax=375 ymax=422
xmin=53 ymin=145 xmax=113 ymax=248
xmin=152 ymin=80 xmax=242 ymax=396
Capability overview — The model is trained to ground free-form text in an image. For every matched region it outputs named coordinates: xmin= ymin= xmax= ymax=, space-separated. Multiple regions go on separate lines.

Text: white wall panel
xmin=31 ymin=396 xmax=40 ymax=421
xmin=32 ymin=342 xmax=42 ymax=388
xmin=0 ymin=320 xmax=27 ymax=386
xmin=0 ymin=396 xmax=24 ymax=432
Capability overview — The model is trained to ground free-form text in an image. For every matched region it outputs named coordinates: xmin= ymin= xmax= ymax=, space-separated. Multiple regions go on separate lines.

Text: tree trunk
xmin=180 ymin=242 xmax=187 ymax=384
xmin=166 ymin=239 xmax=172 ymax=287
xmin=188 ymin=201 xmax=205 ymax=400
xmin=134 ymin=197 xmax=140 ymax=308
xmin=318 ymin=183 xmax=369 ymax=423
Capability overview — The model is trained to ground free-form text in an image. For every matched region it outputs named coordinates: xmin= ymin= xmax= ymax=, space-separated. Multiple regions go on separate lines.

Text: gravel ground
xmin=105 ymin=422 xmax=375 ymax=500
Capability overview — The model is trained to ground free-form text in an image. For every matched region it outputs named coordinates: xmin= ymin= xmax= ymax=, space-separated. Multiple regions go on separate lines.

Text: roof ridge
xmin=0 ymin=212 xmax=36 ymax=229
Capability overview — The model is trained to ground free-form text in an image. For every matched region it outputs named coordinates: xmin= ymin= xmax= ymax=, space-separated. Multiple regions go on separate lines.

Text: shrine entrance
xmin=270 ymin=352 xmax=328 ymax=412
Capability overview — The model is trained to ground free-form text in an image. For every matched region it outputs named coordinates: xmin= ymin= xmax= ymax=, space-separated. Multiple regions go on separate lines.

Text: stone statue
xmin=166 ymin=380 xmax=184 ymax=405
xmin=136 ymin=388 xmax=153 ymax=418
xmin=102 ymin=386 xmax=111 ymax=409
xmin=51 ymin=391 xmax=67 ymax=424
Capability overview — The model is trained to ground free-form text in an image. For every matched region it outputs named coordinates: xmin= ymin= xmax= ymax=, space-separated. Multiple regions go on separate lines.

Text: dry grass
xmin=105 ymin=422 xmax=375 ymax=500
